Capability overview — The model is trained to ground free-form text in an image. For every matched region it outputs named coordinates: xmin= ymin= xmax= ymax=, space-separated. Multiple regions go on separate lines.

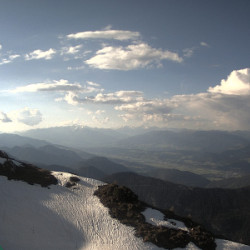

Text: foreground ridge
xmin=1 ymin=149 xmax=249 ymax=249
xmin=94 ymin=183 xmax=216 ymax=250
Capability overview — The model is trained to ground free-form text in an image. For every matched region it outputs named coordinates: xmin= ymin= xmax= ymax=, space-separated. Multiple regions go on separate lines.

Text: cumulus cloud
xmin=21 ymin=68 xmax=247 ymax=130
xmin=0 ymin=111 xmax=12 ymax=123
xmin=208 ymin=68 xmax=250 ymax=95
xmin=25 ymin=48 xmax=56 ymax=60
xmin=112 ymin=68 xmax=250 ymax=130
xmin=113 ymin=90 xmax=250 ymax=130
xmin=85 ymin=43 xmax=183 ymax=70
xmin=170 ymin=92 xmax=250 ymax=130
xmin=0 ymin=44 xmax=2 ymax=50
xmin=67 ymin=28 xmax=140 ymax=41
xmin=17 ymin=108 xmax=42 ymax=126
xmin=55 ymin=68 xmax=250 ymax=130
xmin=59 ymin=92 xmax=79 ymax=105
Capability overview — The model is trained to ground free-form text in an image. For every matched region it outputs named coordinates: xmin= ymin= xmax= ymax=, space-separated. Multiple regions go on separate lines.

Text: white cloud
xmin=67 ymin=65 xmax=85 ymax=71
xmin=25 ymin=48 xmax=56 ymax=60
xmin=170 ymin=92 xmax=250 ymax=130
xmin=112 ymin=68 xmax=250 ymax=130
xmin=61 ymin=45 xmax=82 ymax=55
xmin=67 ymin=29 xmax=140 ymax=41
xmin=208 ymin=68 xmax=250 ymax=95
xmin=115 ymin=99 xmax=175 ymax=114
xmin=183 ymin=48 xmax=194 ymax=58
xmin=115 ymin=99 xmax=176 ymax=125
xmin=85 ymin=43 xmax=183 ymax=70
xmin=28 ymin=68 xmax=249 ymax=130
xmin=200 ymin=41 xmax=210 ymax=47
xmin=58 ymin=90 xmax=144 ymax=107
xmin=9 ymin=79 xmax=103 ymax=94
xmin=0 ymin=44 xmax=2 ymax=50
xmin=11 ymin=79 xmax=82 ymax=93
xmin=87 ymin=81 xmax=100 ymax=87
xmin=0 ymin=58 xmax=11 ymax=65
xmin=0 ymin=54 xmax=20 ymax=65
xmin=9 ymin=54 xmax=20 ymax=60
xmin=57 ymin=92 xmax=79 ymax=106
xmin=0 ymin=111 xmax=12 ymax=123
xmin=17 ymin=107 xmax=43 ymax=126
xmin=113 ymin=91 xmax=250 ymax=130
xmin=78 ymin=91 xmax=143 ymax=105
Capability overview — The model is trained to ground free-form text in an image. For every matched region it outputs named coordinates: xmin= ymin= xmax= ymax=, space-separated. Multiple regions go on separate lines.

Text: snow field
xmin=0 ymin=172 xmax=250 ymax=250
xmin=0 ymin=172 xmax=162 ymax=250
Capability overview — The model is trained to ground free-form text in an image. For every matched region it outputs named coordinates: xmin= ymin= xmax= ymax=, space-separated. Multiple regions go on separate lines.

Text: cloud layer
xmin=61 ymin=90 xmax=144 ymax=105
xmin=114 ymin=68 xmax=250 ymax=130
xmin=2 ymin=68 xmax=250 ymax=130
xmin=61 ymin=68 xmax=250 ymax=130
xmin=67 ymin=28 xmax=140 ymax=41
xmin=10 ymin=79 xmax=102 ymax=94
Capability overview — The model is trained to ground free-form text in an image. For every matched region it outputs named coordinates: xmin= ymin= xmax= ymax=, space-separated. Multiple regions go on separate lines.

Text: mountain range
xmin=1 ymin=131 xmax=250 ymax=248
xmin=2 ymin=132 xmax=250 ymax=188
xmin=21 ymin=126 xmax=250 ymax=153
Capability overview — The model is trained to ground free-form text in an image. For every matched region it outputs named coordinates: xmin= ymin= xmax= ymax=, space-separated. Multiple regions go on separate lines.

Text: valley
xmin=1 ymin=128 xmax=250 ymax=248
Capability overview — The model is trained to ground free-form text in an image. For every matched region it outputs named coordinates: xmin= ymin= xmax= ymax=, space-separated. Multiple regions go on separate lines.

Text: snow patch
xmin=142 ymin=207 xmax=189 ymax=232
xmin=215 ymin=239 xmax=250 ymax=250
xmin=175 ymin=242 xmax=201 ymax=250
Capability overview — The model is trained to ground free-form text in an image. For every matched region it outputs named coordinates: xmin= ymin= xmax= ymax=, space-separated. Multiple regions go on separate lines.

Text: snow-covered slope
xmin=0 ymin=172 xmax=249 ymax=250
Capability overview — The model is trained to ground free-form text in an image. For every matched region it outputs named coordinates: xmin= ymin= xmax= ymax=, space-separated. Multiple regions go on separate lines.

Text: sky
xmin=0 ymin=0 xmax=250 ymax=132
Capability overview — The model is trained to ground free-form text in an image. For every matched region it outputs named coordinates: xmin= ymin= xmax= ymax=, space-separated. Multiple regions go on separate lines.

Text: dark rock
xmin=94 ymin=183 xmax=216 ymax=249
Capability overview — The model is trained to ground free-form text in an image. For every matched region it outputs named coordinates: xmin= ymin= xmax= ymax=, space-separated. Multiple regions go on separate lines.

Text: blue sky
xmin=0 ymin=0 xmax=250 ymax=132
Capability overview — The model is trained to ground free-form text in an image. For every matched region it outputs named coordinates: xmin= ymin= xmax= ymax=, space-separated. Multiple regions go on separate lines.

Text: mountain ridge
xmin=1 ymin=151 xmax=249 ymax=249
xmin=103 ymin=172 xmax=250 ymax=245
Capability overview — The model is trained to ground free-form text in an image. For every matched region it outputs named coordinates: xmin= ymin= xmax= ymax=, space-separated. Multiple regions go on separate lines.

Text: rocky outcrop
xmin=94 ymin=183 xmax=216 ymax=250
xmin=0 ymin=150 xmax=58 ymax=187
xmin=104 ymin=172 xmax=250 ymax=245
